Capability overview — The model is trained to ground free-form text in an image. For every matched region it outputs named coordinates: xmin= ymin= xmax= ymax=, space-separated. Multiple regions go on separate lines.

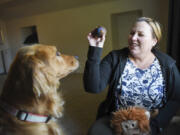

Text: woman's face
xmin=128 ymin=21 xmax=157 ymax=57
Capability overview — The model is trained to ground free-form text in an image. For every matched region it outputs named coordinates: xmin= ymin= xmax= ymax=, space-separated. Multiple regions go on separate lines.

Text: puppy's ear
xmin=1 ymin=53 xmax=35 ymax=102
xmin=32 ymin=56 xmax=60 ymax=98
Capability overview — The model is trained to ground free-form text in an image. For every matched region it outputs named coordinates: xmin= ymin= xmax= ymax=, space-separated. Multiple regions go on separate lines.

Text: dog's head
xmin=1 ymin=44 xmax=79 ymax=116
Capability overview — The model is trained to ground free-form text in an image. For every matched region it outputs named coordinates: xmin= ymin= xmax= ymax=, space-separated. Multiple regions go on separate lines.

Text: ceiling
xmin=0 ymin=0 xmax=115 ymax=20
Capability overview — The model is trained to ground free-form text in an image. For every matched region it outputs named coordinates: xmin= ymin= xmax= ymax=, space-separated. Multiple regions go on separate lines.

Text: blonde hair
xmin=136 ymin=17 xmax=162 ymax=43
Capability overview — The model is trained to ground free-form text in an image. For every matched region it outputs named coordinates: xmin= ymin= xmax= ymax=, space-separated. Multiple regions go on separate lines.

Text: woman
xmin=83 ymin=17 xmax=180 ymax=135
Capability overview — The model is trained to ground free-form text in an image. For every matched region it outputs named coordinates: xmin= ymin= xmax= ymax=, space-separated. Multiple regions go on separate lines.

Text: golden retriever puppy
xmin=0 ymin=44 xmax=79 ymax=135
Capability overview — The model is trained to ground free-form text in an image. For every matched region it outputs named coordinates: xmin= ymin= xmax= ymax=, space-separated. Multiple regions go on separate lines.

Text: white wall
xmin=5 ymin=0 xmax=169 ymax=73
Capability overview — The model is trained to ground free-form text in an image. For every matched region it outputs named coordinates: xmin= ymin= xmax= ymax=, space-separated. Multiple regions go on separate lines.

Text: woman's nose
xmin=132 ymin=33 xmax=137 ymax=40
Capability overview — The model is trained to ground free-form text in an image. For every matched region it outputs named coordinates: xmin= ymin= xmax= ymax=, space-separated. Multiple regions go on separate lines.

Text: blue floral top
xmin=117 ymin=58 xmax=166 ymax=110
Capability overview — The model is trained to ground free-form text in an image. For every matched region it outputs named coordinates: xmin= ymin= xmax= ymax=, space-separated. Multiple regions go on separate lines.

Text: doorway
xmin=111 ymin=10 xmax=142 ymax=50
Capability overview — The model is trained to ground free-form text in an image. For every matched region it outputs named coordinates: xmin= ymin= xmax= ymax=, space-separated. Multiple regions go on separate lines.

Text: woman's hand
xmin=87 ymin=30 xmax=106 ymax=48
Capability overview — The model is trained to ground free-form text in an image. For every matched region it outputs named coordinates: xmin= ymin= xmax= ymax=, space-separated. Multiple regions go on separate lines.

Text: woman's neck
xmin=129 ymin=52 xmax=155 ymax=69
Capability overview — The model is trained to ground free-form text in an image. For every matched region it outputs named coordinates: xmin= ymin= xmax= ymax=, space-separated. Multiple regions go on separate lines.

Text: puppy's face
xmin=21 ymin=44 xmax=79 ymax=96
xmin=19 ymin=44 xmax=79 ymax=80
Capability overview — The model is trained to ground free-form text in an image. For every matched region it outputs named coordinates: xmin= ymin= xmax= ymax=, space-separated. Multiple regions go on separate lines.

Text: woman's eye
xmin=56 ymin=51 xmax=61 ymax=56
xmin=130 ymin=31 xmax=135 ymax=35
xmin=138 ymin=33 xmax=144 ymax=37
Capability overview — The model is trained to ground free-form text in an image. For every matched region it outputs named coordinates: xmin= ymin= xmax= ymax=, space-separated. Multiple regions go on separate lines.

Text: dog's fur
xmin=0 ymin=44 xmax=79 ymax=135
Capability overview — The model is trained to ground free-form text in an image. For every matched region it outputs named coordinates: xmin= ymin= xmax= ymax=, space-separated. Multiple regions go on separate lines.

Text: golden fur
xmin=0 ymin=44 xmax=79 ymax=135
xmin=111 ymin=107 xmax=150 ymax=135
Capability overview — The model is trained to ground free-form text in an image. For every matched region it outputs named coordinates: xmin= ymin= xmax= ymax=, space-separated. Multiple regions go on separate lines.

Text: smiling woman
xmin=83 ymin=17 xmax=180 ymax=135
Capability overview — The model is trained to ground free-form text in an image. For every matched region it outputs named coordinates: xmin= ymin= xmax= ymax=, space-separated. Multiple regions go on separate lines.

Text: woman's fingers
xmin=87 ymin=27 xmax=106 ymax=48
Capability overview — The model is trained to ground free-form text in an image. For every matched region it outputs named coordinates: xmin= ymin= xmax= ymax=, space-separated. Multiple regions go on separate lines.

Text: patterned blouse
xmin=117 ymin=58 xmax=166 ymax=110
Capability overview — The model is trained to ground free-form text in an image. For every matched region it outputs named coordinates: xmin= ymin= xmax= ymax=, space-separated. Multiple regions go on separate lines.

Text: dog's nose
xmin=74 ymin=56 xmax=79 ymax=60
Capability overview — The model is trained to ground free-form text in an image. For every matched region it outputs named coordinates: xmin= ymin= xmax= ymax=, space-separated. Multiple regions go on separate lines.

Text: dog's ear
xmin=33 ymin=60 xmax=57 ymax=97
xmin=1 ymin=52 xmax=36 ymax=103
xmin=32 ymin=52 xmax=60 ymax=98
xmin=2 ymin=49 xmax=59 ymax=101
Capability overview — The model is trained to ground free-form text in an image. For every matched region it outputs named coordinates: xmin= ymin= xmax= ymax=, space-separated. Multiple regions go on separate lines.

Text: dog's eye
xmin=56 ymin=51 xmax=61 ymax=56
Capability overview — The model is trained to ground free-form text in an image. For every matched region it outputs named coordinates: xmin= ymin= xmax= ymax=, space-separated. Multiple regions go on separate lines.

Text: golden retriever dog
xmin=0 ymin=44 xmax=79 ymax=135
